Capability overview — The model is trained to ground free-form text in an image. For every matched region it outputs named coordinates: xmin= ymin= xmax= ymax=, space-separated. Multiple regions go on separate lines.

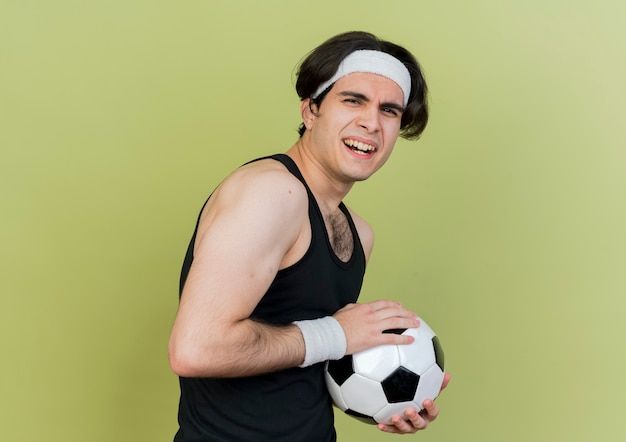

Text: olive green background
xmin=2 ymin=1 xmax=625 ymax=441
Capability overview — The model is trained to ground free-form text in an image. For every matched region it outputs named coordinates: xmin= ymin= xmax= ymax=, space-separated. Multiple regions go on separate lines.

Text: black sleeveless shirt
xmin=174 ymin=154 xmax=366 ymax=441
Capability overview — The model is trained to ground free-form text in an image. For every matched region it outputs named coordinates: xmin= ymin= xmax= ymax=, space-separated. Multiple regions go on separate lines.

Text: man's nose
xmin=355 ymin=106 xmax=380 ymax=132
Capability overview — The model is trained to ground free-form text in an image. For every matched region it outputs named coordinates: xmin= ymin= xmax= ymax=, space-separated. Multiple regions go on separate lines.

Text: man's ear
xmin=300 ymin=98 xmax=317 ymax=131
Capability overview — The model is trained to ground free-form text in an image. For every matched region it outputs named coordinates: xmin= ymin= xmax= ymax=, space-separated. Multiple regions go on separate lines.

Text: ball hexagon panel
xmin=413 ymin=364 xmax=445 ymax=409
xmin=340 ymin=373 xmax=389 ymax=417
xmin=415 ymin=319 xmax=435 ymax=339
xmin=352 ymin=341 xmax=400 ymax=382
xmin=373 ymin=400 xmax=421 ymax=425
xmin=398 ymin=329 xmax=438 ymax=376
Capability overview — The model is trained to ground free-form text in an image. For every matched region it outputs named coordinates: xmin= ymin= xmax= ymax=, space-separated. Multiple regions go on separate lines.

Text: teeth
xmin=344 ymin=139 xmax=375 ymax=152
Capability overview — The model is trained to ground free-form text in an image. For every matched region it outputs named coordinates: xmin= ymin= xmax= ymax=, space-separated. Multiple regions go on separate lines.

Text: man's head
xmin=296 ymin=31 xmax=429 ymax=140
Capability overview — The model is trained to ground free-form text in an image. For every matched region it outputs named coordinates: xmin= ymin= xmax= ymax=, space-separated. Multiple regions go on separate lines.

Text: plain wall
xmin=2 ymin=1 xmax=625 ymax=441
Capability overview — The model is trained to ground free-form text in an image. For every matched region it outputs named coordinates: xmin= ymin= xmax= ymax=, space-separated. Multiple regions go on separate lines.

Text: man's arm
xmin=169 ymin=163 xmax=310 ymax=378
xmin=168 ymin=161 xmax=421 ymax=378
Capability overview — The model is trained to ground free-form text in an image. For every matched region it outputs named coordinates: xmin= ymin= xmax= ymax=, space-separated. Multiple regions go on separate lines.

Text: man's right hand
xmin=333 ymin=300 xmax=420 ymax=355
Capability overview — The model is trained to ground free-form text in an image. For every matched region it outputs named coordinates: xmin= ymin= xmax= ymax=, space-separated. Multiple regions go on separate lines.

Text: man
xmin=169 ymin=31 xmax=450 ymax=441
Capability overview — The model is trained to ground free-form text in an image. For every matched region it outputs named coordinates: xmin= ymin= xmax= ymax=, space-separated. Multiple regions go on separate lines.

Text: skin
xmin=168 ymin=71 xmax=449 ymax=435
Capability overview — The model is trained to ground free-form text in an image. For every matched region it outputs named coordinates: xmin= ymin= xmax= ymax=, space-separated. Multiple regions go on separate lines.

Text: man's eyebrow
xmin=337 ymin=91 xmax=370 ymax=101
xmin=337 ymin=90 xmax=405 ymax=113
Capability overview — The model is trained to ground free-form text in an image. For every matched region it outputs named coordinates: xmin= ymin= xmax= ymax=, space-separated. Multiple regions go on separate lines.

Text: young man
xmin=169 ymin=31 xmax=450 ymax=441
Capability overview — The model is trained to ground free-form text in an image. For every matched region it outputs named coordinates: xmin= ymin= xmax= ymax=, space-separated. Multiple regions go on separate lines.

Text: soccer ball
xmin=324 ymin=318 xmax=445 ymax=425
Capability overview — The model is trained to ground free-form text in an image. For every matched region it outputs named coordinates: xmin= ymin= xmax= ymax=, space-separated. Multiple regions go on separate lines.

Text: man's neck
xmin=285 ymin=141 xmax=354 ymax=213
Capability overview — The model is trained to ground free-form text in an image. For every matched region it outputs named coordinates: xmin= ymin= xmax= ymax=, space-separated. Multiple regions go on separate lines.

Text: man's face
xmin=304 ymin=72 xmax=405 ymax=184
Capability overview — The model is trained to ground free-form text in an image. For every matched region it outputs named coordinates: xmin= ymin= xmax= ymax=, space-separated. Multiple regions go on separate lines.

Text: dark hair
xmin=295 ymin=31 xmax=429 ymax=140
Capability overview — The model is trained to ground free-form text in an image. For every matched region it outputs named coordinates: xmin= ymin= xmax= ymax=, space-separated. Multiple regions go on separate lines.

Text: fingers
xmin=335 ymin=301 xmax=420 ymax=354
xmin=366 ymin=300 xmax=420 ymax=330
xmin=366 ymin=300 xmax=417 ymax=318
xmin=366 ymin=301 xmax=420 ymax=344
xmin=377 ymin=402 xmax=439 ymax=434
xmin=420 ymin=399 xmax=439 ymax=423
xmin=441 ymin=372 xmax=451 ymax=391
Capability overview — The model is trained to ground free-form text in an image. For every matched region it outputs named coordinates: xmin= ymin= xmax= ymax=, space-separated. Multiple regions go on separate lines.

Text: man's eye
xmin=343 ymin=98 xmax=360 ymax=104
xmin=382 ymin=108 xmax=399 ymax=116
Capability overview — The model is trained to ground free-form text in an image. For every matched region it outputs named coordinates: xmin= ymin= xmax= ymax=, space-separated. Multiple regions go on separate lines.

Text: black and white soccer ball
xmin=324 ymin=318 xmax=445 ymax=425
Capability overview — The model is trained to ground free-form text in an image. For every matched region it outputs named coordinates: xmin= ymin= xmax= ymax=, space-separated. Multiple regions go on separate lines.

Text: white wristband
xmin=293 ymin=316 xmax=347 ymax=368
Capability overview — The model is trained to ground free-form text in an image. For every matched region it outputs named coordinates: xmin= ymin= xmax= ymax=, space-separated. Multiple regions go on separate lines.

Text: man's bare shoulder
xmin=231 ymin=157 xmax=304 ymax=189
xmin=198 ymin=157 xmax=308 ymax=231
xmin=215 ymin=157 xmax=306 ymax=205
xmin=190 ymin=157 xmax=311 ymax=274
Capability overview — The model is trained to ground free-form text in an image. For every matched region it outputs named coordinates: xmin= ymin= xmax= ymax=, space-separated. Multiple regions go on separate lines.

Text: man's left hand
xmin=377 ymin=372 xmax=450 ymax=434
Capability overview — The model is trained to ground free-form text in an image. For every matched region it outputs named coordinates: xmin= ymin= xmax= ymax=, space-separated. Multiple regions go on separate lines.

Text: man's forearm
xmin=169 ymin=319 xmax=305 ymax=378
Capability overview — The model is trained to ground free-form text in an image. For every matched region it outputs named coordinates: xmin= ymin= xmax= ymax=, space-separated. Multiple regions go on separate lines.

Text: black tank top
xmin=174 ymin=154 xmax=366 ymax=442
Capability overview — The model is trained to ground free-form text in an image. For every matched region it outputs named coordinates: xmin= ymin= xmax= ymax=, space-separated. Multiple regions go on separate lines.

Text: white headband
xmin=312 ymin=49 xmax=412 ymax=106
